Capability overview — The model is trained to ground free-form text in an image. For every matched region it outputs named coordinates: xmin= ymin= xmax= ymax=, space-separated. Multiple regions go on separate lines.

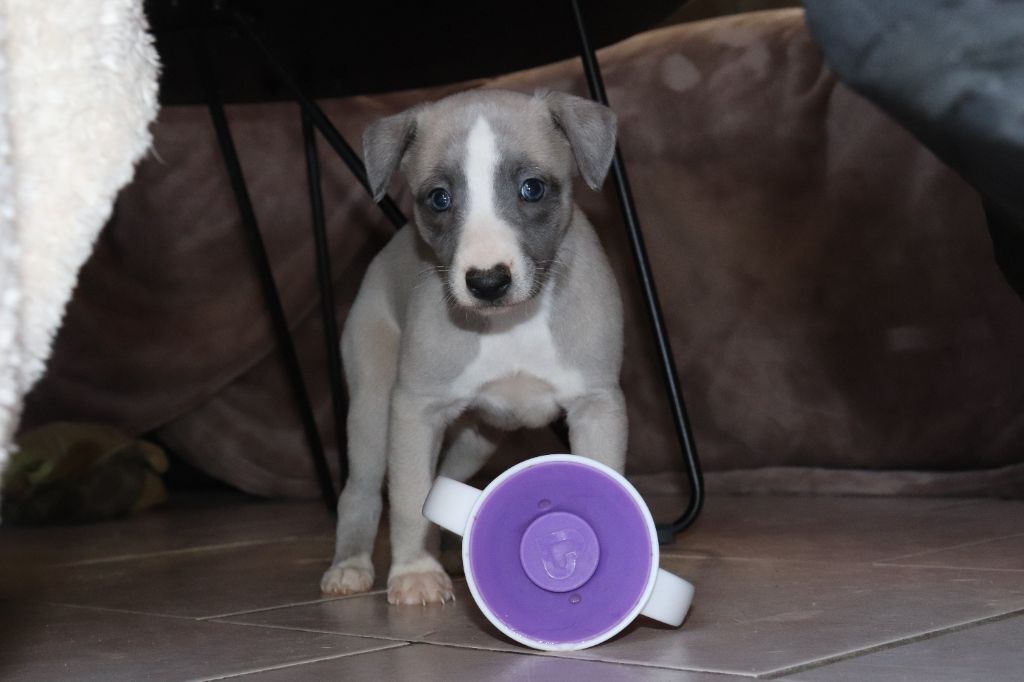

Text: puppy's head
xmin=363 ymin=89 xmax=616 ymax=310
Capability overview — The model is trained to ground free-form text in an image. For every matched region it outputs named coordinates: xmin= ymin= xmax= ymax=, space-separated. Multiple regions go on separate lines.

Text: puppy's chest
xmin=450 ymin=308 xmax=584 ymax=426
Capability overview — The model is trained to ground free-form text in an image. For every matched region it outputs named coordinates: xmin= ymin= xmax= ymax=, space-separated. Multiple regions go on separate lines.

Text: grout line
xmin=48 ymin=602 xmax=199 ymax=621
xmin=189 ymin=641 xmax=410 ymax=681
xmin=204 ymin=619 xmax=419 ymax=646
xmin=404 ymin=640 xmax=761 ymax=678
xmin=201 ymin=590 xmax=389 ymax=621
xmin=663 ymin=551 xmax=1024 ymax=573
xmin=872 ymin=561 xmax=1024 ymax=573
xmin=874 ymin=531 xmax=1024 ymax=564
xmin=660 ymin=554 xmax=900 ymax=569
xmin=203 ymin=577 xmax=467 ymax=620
xmin=757 ymin=607 xmax=1024 ymax=679
xmin=50 ymin=599 xmax=382 ymax=623
xmin=660 ymin=553 xmax=876 ymax=566
xmin=52 ymin=536 xmax=319 ymax=567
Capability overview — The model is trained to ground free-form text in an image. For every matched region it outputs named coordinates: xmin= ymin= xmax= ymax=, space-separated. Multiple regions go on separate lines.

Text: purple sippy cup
xmin=422 ymin=454 xmax=694 ymax=651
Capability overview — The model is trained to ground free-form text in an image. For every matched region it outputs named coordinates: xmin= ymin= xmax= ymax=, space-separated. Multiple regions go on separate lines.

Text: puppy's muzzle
xmin=465 ymin=264 xmax=512 ymax=302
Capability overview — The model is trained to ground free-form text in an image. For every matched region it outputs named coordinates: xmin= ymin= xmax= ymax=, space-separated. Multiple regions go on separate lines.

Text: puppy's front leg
xmin=566 ymin=387 xmax=628 ymax=474
xmin=387 ymin=390 xmax=454 ymax=605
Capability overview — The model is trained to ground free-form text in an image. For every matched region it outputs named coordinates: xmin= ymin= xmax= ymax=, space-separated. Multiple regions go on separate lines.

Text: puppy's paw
xmin=321 ymin=556 xmax=374 ymax=596
xmin=388 ymin=557 xmax=454 ymax=606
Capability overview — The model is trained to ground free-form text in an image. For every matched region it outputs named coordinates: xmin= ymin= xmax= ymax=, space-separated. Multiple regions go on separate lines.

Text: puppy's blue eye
xmin=520 ymin=178 xmax=545 ymax=202
xmin=428 ymin=188 xmax=452 ymax=212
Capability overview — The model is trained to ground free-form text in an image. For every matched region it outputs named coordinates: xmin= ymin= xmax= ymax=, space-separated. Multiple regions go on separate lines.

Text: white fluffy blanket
xmin=0 ymin=0 xmax=159 ymax=483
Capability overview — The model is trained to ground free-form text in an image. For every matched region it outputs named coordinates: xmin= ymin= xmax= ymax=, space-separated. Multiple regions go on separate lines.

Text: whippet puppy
xmin=321 ymin=89 xmax=627 ymax=605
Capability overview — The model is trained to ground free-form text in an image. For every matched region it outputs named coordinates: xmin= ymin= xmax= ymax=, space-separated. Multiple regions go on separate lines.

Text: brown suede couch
xmin=22 ymin=9 xmax=1024 ymax=500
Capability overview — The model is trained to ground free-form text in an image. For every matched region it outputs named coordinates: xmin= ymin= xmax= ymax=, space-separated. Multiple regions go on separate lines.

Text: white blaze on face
xmin=454 ymin=116 xmax=525 ymax=305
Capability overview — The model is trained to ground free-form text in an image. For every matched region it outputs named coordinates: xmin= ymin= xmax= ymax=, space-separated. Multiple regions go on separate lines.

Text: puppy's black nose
xmin=466 ymin=265 xmax=512 ymax=302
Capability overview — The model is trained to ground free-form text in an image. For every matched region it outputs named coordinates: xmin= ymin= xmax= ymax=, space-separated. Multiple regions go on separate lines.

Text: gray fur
xmin=363 ymin=107 xmax=419 ymax=202
xmin=543 ymin=91 xmax=618 ymax=190
xmin=322 ymin=89 xmax=627 ymax=605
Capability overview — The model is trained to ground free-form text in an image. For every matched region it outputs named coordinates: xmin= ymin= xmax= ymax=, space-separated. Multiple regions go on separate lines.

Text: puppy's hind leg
xmin=436 ymin=418 xmax=502 ymax=574
xmin=321 ymin=315 xmax=398 ymax=596
xmin=437 ymin=416 xmax=501 ymax=484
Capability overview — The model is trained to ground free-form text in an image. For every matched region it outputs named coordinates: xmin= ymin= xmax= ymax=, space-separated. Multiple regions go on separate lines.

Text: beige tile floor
xmin=2 ymin=490 xmax=1023 ymax=680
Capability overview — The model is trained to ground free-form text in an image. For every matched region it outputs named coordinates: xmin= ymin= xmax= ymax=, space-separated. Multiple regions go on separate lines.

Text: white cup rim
xmin=460 ymin=454 xmax=661 ymax=651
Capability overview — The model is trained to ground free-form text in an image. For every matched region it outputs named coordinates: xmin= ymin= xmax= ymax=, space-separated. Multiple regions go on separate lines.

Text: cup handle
xmin=422 ymin=476 xmax=483 ymax=537
xmin=640 ymin=568 xmax=695 ymax=627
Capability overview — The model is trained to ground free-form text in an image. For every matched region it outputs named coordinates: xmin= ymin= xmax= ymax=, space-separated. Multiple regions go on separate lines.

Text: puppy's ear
xmin=363 ymin=108 xmax=418 ymax=202
xmin=543 ymin=92 xmax=617 ymax=191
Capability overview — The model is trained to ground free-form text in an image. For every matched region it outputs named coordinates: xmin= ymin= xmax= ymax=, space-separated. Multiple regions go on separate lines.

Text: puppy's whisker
xmin=412 ymin=264 xmax=454 ymax=292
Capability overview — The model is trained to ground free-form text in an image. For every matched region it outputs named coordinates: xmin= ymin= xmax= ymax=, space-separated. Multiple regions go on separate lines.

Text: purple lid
xmin=467 ymin=459 xmax=654 ymax=647
xmin=519 ymin=511 xmax=600 ymax=593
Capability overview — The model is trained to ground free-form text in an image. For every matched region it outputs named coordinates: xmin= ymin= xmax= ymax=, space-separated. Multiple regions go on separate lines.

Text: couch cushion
xmin=23 ymin=9 xmax=1024 ymax=497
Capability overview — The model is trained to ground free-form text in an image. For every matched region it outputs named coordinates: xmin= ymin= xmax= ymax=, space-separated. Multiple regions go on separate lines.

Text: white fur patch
xmin=453 ymin=116 xmax=526 ymax=305
xmin=451 ymin=288 xmax=585 ymax=426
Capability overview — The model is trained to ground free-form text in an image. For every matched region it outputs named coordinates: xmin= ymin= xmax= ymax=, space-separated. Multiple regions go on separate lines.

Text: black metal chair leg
xmin=302 ymin=111 xmax=351 ymax=492
xmin=229 ymin=11 xmax=407 ymax=231
xmin=569 ymin=0 xmax=705 ymax=543
xmin=196 ymin=31 xmax=337 ymax=513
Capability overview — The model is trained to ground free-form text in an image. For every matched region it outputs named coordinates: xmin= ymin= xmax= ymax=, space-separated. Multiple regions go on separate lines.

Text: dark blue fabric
xmin=802 ymin=0 xmax=1024 ymax=298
